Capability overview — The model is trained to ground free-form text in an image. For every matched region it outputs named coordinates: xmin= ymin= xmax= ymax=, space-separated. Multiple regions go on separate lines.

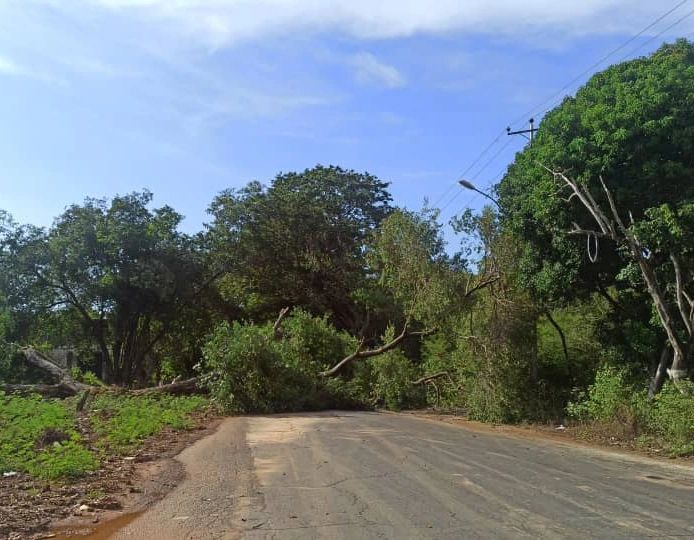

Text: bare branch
xmin=272 ymin=307 xmax=291 ymax=340
xmin=321 ymin=325 xmax=436 ymax=377
xmin=465 ymin=274 xmax=499 ymax=297
xmin=412 ymin=371 xmax=454 ymax=386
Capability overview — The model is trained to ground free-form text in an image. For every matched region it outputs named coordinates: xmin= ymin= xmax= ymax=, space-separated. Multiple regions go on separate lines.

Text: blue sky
xmin=1 ymin=1 xmax=693 ymax=240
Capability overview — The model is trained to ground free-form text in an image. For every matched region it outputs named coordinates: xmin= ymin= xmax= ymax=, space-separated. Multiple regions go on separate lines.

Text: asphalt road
xmin=114 ymin=411 xmax=694 ymax=539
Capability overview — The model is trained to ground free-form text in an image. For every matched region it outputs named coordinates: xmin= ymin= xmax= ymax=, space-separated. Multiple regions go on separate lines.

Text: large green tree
xmin=498 ymin=39 xmax=694 ymax=303
xmin=498 ymin=40 xmax=694 ymax=386
xmin=207 ymin=165 xmax=392 ymax=330
xmin=1 ymin=192 xmax=210 ymax=385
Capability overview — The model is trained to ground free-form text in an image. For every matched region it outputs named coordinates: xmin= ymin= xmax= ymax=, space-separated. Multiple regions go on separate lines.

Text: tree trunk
xmin=649 ymin=346 xmax=671 ymax=400
xmin=544 ymin=309 xmax=571 ymax=379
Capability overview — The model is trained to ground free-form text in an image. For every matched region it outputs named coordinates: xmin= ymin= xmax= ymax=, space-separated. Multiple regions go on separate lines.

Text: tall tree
xmin=497 ymin=41 xmax=694 ymax=380
xmin=498 ymin=40 xmax=694 ymax=305
xmin=1 ymin=192 xmax=208 ymax=385
xmin=207 ymin=165 xmax=393 ymax=330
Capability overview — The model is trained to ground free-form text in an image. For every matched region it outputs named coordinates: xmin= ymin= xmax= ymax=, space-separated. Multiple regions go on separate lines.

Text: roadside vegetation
xmin=1 ymin=39 xmax=693 ymax=468
xmin=0 ymin=391 xmax=208 ymax=480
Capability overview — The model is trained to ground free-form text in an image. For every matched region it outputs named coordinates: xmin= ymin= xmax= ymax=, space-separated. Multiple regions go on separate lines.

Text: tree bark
xmin=1 ymin=382 xmax=82 ymax=398
xmin=4 ymin=348 xmax=205 ymax=398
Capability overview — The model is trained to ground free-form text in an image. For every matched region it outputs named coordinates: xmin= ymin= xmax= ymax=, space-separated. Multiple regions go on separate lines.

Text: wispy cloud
xmin=0 ymin=53 xmax=63 ymax=84
xmin=74 ymin=0 xmax=687 ymax=49
xmin=350 ymin=52 xmax=405 ymax=89
xmin=0 ymin=54 xmax=22 ymax=75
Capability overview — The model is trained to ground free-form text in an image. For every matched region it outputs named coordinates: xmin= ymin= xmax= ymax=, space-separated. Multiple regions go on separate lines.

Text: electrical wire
xmin=433 ymin=1 xmax=692 ymax=219
xmin=535 ymin=4 xmax=694 ymax=119
xmin=431 ymin=129 xmax=506 ymax=208
xmin=469 ymin=138 xmax=514 ymax=181
xmin=617 ymin=5 xmax=694 ymax=62
xmin=507 ymin=0 xmax=690 ymax=130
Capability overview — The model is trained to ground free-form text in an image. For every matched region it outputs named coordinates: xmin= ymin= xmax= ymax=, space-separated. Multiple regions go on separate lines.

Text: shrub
xmin=646 ymin=381 xmax=694 ymax=456
xmin=370 ymin=327 xmax=424 ymax=410
xmin=566 ymin=365 xmax=637 ymax=423
xmin=203 ymin=310 xmax=431 ymax=412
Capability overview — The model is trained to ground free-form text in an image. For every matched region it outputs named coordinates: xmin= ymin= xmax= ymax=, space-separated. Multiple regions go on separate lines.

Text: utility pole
xmin=507 ymin=118 xmax=537 ymax=142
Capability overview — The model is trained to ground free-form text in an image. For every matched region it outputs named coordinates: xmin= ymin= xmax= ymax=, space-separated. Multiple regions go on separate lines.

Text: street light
xmin=458 ymin=179 xmax=500 ymax=209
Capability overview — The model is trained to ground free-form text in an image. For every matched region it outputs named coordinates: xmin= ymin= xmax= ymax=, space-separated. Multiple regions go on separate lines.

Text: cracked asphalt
xmin=114 ymin=411 xmax=694 ymax=539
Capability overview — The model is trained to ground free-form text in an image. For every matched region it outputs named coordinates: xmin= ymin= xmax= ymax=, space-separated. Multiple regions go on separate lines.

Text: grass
xmin=90 ymin=394 xmax=208 ymax=453
xmin=0 ymin=392 xmax=97 ymax=480
xmin=0 ymin=391 xmax=208 ymax=481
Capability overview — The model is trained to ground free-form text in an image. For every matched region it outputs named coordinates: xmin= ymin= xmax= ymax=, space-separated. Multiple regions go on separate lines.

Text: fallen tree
xmin=1 ymin=347 xmax=205 ymax=398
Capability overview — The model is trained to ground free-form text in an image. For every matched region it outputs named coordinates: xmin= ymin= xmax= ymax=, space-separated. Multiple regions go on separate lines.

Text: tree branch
xmin=272 ymin=307 xmax=291 ymax=340
xmin=412 ymin=371 xmax=453 ymax=386
xmin=320 ymin=325 xmax=437 ymax=377
xmin=671 ymin=254 xmax=693 ymax=336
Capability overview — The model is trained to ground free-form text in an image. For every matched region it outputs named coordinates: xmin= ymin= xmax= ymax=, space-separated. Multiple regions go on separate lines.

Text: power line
xmin=507 ymin=0 xmax=690 ymax=129
xmin=617 ymin=5 xmax=694 ymax=62
xmin=431 ymin=129 xmax=506 ymax=207
xmin=469 ymin=138 xmax=514 ymax=181
xmin=535 ymin=4 xmax=694 ymax=119
xmin=434 ymin=1 xmax=692 ymax=220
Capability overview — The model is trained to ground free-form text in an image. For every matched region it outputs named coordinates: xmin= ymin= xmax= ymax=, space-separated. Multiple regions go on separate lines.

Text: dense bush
xmin=567 ymin=366 xmax=694 ymax=456
xmin=202 ymin=310 xmax=369 ymax=412
xmin=646 ymin=382 xmax=694 ymax=456
xmin=566 ymin=366 xmax=638 ymax=423
xmin=202 ymin=310 xmax=433 ymax=413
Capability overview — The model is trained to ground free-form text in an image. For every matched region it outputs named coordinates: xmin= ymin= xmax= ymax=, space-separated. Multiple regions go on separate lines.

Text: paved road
xmin=115 ymin=411 xmax=694 ymax=539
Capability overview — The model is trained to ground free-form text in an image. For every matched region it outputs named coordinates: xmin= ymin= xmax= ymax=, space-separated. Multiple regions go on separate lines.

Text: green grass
xmin=90 ymin=394 xmax=208 ymax=453
xmin=0 ymin=392 xmax=97 ymax=480
xmin=0 ymin=392 xmax=208 ymax=481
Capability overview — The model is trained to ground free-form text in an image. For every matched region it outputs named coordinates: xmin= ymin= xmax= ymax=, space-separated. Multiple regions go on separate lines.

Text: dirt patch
xmin=0 ymin=409 xmax=223 ymax=540
xmin=403 ymin=409 xmax=694 ymax=466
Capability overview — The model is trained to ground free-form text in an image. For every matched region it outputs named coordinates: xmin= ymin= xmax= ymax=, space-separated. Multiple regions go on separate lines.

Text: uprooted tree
xmin=1 ymin=347 xmax=204 ymax=398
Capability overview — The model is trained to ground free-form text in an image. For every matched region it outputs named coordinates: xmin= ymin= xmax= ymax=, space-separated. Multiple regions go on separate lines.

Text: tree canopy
xmin=498 ymin=39 xmax=694 ymax=303
xmin=207 ymin=165 xmax=392 ymax=330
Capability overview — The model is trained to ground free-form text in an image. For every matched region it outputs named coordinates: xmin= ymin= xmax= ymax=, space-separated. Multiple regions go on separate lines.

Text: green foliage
xmin=0 ymin=392 xmax=207 ymax=481
xmin=566 ymin=365 xmax=637 ymax=422
xmin=207 ymin=165 xmax=392 ymax=329
xmin=1 ymin=192 xmax=213 ymax=386
xmin=202 ymin=310 xmax=362 ymax=413
xmin=0 ymin=393 xmax=97 ymax=479
xmin=203 ymin=321 xmax=292 ymax=413
xmin=90 ymin=394 xmax=207 ymax=453
xmin=646 ymin=382 xmax=694 ymax=456
xmin=369 ymin=326 xmax=424 ymax=410
xmin=368 ymin=209 xmax=462 ymax=326
xmin=70 ymin=367 xmax=106 ymax=387
xmin=567 ymin=368 xmax=694 ymax=456
xmin=202 ymin=309 xmax=431 ymax=413
xmin=499 ymin=40 xmax=694 ymax=304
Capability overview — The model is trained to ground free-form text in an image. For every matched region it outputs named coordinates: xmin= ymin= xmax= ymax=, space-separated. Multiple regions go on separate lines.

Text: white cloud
xmin=0 ymin=54 xmax=22 ymax=75
xmin=0 ymin=53 xmax=63 ymax=84
xmin=73 ymin=0 xmax=688 ymax=49
xmin=350 ymin=53 xmax=405 ymax=88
